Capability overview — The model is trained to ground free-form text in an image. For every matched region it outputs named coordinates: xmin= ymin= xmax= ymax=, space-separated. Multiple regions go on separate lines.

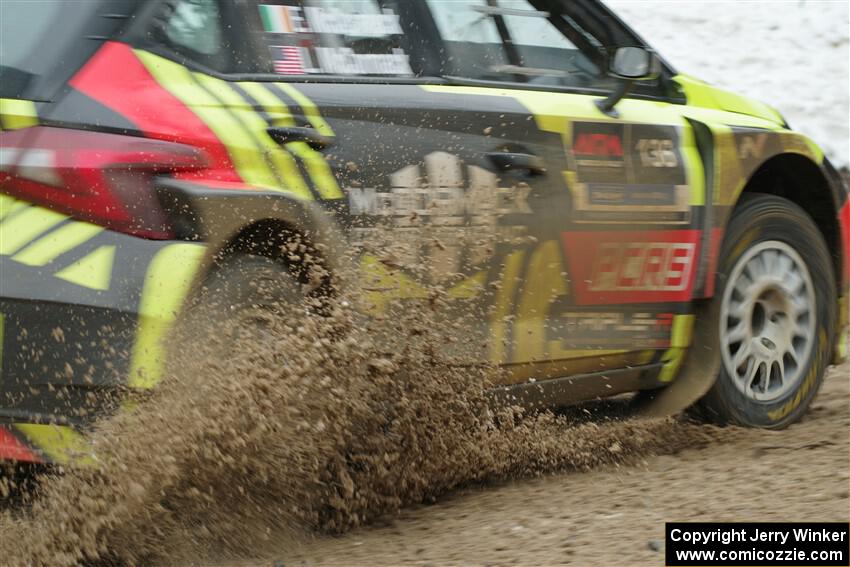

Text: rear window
xmin=0 ymin=1 xmax=111 ymax=98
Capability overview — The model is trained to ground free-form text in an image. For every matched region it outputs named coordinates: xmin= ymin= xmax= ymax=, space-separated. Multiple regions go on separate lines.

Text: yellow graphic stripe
xmin=0 ymin=98 xmax=38 ymax=130
xmin=448 ymin=270 xmax=486 ymax=299
xmin=835 ymin=327 xmax=848 ymax=363
xmin=674 ymin=74 xmax=785 ymax=128
xmin=135 ymin=50 xmax=279 ymax=190
xmin=490 ymin=250 xmax=525 ymax=364
xmin=658 ymin=314 xmax=696 ymax=383
xmin=0 ymin=206 xmax=67 ymax=255
xmin=680 ymin=125 xmax=706 ymax=206
xmin=0 ymin=194 xmax=26 ymax=220
xmin=12 ymin=221 xmax=103 ymax=266
xmin=514 ymin=240 xmax=568 ymax=363
xmin=702 ymin=124 xmax=742 ymax=207
xmin=14 ymin=424 xmax=93 ymax=466
xmin=287 ymin=142 xmax=343 ymax=199
xmin=128 ymin=243 xmax=205 ymax=389
xmin=234 ymin=81 xmax=315 ymax=199
xmin=0 ymin=314 xmax=4 ymax=382
xmin=277 ymin=83 xmax=334 ymax=137
xmin=800 ymin=135 xmax=824 ymax=164
xmin=422 ymin=85 xmax=685 ymax=128
xmin=832 ymin=294 xmax=848 ymax=364
xmin=193 ymin=73 xmax=312 ymax=198
xmin=54 ymin=245 xmax=115 ymax=291
xmin=358 ymin=254 xmax=427 ymax=315
xmin=240 ymin=82 xmax=342 ymax=200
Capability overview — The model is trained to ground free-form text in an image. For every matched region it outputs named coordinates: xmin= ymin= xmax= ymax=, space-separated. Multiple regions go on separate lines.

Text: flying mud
xmin=0 ymin=259 xmax=735 ymax=567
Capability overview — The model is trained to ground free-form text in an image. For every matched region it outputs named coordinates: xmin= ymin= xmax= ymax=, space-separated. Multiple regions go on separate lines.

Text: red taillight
xmin=0 ymin=127 xmax=208 ymax=239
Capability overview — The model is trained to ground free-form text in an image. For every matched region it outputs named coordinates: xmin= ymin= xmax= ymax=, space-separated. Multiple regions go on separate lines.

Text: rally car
xmin=1 ymin=0 xmax=848 ymax=464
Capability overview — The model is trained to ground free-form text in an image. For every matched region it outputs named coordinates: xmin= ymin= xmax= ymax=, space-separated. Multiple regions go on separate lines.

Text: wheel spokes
xmin=719 ymin=240 xmax=816 ymax=403
xmin=732 ymin=340 xmax=752 ymax=369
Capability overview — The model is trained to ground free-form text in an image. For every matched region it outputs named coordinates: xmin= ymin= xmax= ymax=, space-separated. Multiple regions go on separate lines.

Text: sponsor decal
xmin=303 ymin=6 xmax=403 ymax=35
xmin=572 ymin=124 xmax=625 ymax=173
xmin=635 ymin=138 xmax=679 ymax=167
xmin=556 ymin=311 xmax=674 ymax=349
xmin=348 ymin=151 xmax=532 ymax=281
xmin=590 ymin=242 xmax=695 ymax=292
xmin=732 ymin=129 xmax=783 ymax=175
xmin=573 ymin=132 xmax=624 ymax=166
xmin=561 ymin=230 xmax=701 ymax=305
xmin=313 ymin=47 xmax=412 ymax=76
xmin=737 ymin=132 xmax=769 ymax=160
xmin=587 ymin=184 xmax=677 ymax=206
xmin=569 ymin=122 xmax=690 ymax=224
xmin=260 ymin=4 xmax=412 ymax=77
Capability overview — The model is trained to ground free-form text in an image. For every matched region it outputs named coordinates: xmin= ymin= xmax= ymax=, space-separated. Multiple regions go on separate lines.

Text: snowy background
xmin=606 ymin=0 xmax=850 ymax=168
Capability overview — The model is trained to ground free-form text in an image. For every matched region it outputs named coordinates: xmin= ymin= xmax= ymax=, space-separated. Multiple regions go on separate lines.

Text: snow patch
xmin=606 ymin=0 xmax=850 ymax=167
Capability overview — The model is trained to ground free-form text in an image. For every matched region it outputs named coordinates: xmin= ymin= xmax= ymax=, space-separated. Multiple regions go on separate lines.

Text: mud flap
xmin=634 ymin=297 xmax=721 ymax=418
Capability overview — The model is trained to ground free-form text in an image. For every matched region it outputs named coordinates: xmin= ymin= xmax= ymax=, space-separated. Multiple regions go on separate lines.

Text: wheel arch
xmin=156 ymin=179 xmax=348 ymax=301
xmin=736 ymin=152 xmax=844 ymax=291
xmin=211 ymin=217 xmax=336 ymax=298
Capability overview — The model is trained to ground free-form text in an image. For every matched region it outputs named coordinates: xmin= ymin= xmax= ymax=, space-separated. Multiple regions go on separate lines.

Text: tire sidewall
xmin=709 ymin=195 xmax=835 ymax=428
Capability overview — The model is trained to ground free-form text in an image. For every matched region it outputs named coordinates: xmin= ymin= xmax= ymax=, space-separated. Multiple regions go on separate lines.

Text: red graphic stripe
xmin=69 ymin=41 xmax=240 ymax=183
xmin=839 ymin=200 xmax=850 ymax=285
xmin=0 ymin=426 xmax=41 ymax=463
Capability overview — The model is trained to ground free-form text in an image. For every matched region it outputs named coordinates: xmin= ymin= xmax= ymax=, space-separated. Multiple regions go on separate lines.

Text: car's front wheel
xmin=698 ymin=194 xmax=836 ymax=428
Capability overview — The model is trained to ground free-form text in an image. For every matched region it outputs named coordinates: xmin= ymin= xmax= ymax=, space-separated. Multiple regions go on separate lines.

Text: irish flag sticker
xmin=258 ymin=4 xmax=298 ymax=33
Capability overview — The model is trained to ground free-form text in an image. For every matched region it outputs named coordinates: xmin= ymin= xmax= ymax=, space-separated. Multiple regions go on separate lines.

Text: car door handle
xmin=486 ymin=152 xmax=546 ymax=175
xmin=266 ymin=126 xmax=334 ymax=150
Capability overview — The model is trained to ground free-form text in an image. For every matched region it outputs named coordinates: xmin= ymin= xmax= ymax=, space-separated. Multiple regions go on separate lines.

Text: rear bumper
xmin=0 ymin=419 xmax=93 ymax=465
xmin=0 ymin=425 xmax=42 ymax=463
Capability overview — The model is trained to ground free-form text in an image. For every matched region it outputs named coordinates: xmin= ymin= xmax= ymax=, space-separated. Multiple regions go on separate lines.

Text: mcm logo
xmin=348 ymin=151 xmax=532 ymax=281
xmin=348 ymin=151 xmax=531 ymax=221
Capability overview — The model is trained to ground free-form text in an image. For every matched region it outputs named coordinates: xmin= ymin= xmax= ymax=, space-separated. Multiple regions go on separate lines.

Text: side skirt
xmin=488 ymin=363 xmax=665 ymax=410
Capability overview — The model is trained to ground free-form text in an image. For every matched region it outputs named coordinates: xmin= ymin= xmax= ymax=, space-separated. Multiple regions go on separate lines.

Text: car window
xmin=425 ymin=0 xmax=619 ymax=91
xmin=251 ymin=1 xmax=416 ymax=77
xmin=0 ymin=0 xmax=104 ymax=98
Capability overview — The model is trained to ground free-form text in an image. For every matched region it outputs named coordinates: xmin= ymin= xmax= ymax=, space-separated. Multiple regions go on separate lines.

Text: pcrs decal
xmin=561 ymin=230 xmax=701 ymax=305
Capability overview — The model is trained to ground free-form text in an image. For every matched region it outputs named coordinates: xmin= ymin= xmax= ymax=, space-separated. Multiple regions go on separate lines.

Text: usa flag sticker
xmin=270 ymin=45 xmax=308 ymax=75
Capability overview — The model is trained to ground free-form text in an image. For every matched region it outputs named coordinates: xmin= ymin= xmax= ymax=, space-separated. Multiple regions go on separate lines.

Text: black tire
xmin=180 ymin=254 xmax=309 ymax=351
xmin=200 ymin=254 xmax=303 ymax=314
xmin=698 ymin=193 xmax=836 ymax=428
